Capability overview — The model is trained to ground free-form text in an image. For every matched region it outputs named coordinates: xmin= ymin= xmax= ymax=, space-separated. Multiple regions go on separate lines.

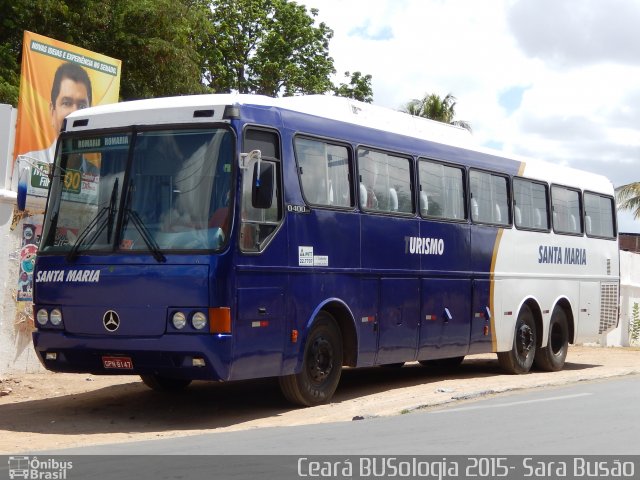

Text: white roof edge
xmin=65 ymin=93 xmax=613 ymax=192
xmin=67 ymin=93 xmax=472 ymax=147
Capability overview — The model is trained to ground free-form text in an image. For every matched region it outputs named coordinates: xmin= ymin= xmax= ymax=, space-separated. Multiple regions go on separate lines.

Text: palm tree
xmin=616 ymin=182 xmax=640 ymax=219
xmin=402 ymin=93 xmax=472 ymax=132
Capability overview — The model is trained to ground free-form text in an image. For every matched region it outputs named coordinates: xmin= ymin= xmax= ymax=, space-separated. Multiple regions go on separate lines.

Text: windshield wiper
xmin=124 ymin=208 xmax=166 ymax=263
xmin=122 ymin=182 xmax=166 ymax=263
xmin=66 ymin=178 xmax=119 ymax=261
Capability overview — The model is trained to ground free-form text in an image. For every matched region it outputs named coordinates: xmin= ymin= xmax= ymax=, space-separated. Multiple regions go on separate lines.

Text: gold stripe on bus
xmin=490 ymin=161 xmax=525 ymax=351
xmin=489 ymin=229 xmax=505 ymax=351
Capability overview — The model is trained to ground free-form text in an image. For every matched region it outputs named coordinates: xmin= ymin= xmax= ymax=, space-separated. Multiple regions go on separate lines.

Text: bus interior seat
xmin=471 ymin=198 xmax=479 ymax=221
xmin=534 ymin=208 xmax=543 ymax=228
xmin=419 ymin=191 xmax=429 ymax=216
xmin=494 ymin=203 xmax=502 ymax=223
xmin=389 ymin=188 xmax=398 ymax=212
xmin=514 ymin=205 xmax=522 ymax=225
xmin=359 ymin=183 xmax=368 ymax=207
xmin=570 ymin=214 xmax=577 ymax=232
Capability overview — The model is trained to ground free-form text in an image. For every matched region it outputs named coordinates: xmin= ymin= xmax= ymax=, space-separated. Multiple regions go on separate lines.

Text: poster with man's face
xmin=14 ymin=31 xmax=122 ymax=197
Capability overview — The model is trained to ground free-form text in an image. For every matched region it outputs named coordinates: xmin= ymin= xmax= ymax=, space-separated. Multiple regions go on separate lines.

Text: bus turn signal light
xmin=209 ymin=307 xmax=231 ymax=334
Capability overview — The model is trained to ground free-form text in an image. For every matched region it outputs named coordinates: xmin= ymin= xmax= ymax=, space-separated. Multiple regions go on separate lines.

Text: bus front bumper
xmin=32 ymin=330 xmax=233 ymax=381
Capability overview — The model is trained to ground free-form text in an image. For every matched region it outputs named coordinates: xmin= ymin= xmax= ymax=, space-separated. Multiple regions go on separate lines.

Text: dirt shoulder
xmin=1 ymin=345 xmax=639 ymax=454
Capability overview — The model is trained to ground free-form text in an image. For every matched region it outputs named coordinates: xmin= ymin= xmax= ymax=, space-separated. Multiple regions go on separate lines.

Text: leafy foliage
xmin=402 ymin=92 xmax=472 ymax=132
xmin=616 ymin=182 xmax=640 ymax=220
xmin=333 ymin=71 xmax=373 ymax=103
xmin=205 ymin=0 xmax=336 ymax=96
xmin=1 ymin=0 xmax=372 ymax=105
xmin=630 ymin=302 xmax=640 ymax=345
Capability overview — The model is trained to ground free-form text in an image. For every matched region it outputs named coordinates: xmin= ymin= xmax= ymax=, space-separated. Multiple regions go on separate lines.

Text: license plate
xmin=102 ymin=356 xmax=133 ymax=370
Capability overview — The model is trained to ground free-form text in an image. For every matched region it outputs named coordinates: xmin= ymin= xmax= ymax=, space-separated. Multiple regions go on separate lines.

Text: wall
xmin=0 ymin=104 xmax=44 ymax=375
xmin=604 ymin=250 xmax=640 ymax=347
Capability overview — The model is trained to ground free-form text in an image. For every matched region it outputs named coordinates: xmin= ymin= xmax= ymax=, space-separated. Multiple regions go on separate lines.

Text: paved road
xmin=39 ymin=375 xmax=639 ymax=455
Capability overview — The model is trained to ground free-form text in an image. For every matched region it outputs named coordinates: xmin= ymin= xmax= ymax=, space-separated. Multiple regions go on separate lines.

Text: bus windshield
xmin=40 ymin=127 xmax=234 ymax=256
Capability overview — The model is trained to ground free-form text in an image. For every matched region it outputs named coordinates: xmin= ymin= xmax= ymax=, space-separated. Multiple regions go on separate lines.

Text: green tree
xmin=205 ymin=0 xmax=336 ymax=96
xmin=616 ymin=182 xmax=640 ymax=220
xmin=1 ymin=0 xmax=372 ymax=104
xmin=333 ymin=71 xmax=373 ymax=103
xmin=402 ymin=92 xmax=472 ymax=132
xmin=0 ymin=0 xmax=211 ymax=104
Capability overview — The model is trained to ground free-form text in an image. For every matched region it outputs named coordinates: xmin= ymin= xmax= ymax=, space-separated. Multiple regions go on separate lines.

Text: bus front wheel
xmin=534 ymin=306 xmax=569 ymax=371
xmin=279 ymin=312 xmax=343 ymax=407
xmin=498 ymin=304 xmax=537 ymax=374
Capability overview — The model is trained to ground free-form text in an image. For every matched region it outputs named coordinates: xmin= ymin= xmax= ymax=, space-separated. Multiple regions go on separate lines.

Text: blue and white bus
xmin=30 ymin=94 xmax=619 ymax=406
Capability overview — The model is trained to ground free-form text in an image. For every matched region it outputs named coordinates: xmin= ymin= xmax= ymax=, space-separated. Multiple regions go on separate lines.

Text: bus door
xmin=232 ymin=128 xmax=287 ymax=380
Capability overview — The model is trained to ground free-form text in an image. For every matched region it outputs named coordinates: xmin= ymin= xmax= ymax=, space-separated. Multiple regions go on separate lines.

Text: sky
xmin=309 ymin=0 xmax=640 ymax=233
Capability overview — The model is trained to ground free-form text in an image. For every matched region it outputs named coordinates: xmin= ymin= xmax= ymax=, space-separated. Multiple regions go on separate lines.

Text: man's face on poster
xmin=50 ymin=77 xmax=90 ymax=135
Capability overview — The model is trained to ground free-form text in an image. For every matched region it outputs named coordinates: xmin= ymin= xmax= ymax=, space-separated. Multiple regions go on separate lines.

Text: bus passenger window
xmin=470 ymin=170 xmax=509 ymax=226
xmin=358 ymin=149 xmax=412 ymax=214
xmin=294 ymin=137 xmax=351 ymax=208
xmin=584 ymin=192 xmax=615 ymax=238
xmin=513 ymin=178 xmax=549 ymax=231
xmin=551 ymin=185 xmax=582 ymax=235
xmin=419 ymin=160 xmax=465 ymax=221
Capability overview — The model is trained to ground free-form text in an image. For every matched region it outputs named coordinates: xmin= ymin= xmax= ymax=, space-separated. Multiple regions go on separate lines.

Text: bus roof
xmin=65 ymin=93 xmax=613 ymax=194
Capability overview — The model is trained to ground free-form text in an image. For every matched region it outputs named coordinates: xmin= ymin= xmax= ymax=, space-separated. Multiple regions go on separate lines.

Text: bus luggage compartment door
xmin=375 ymin=278 xmax=420 ymax=365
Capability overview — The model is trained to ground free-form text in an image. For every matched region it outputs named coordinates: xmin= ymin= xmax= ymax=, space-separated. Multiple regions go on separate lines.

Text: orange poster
xmin=14 ymin=31 xmax=121 ymax=196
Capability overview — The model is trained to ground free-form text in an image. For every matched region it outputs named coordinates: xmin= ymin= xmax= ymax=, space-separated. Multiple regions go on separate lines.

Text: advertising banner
xmin=13 ymin=31 xmax=121 ymax=197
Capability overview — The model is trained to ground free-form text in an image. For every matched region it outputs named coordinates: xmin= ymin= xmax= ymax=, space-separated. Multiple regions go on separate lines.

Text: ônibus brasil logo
xmin=8 ymin=456 xmax=73 ymax=479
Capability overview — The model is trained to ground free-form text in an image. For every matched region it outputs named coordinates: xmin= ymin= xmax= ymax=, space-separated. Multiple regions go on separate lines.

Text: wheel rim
xmin=516 ymin=323 xmax=534 ymax=359
xmin=306 ymin=335 xmax=334 ymax=384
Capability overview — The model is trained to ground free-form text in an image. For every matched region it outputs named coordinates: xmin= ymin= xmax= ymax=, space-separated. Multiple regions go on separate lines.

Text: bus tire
xmin=140 ymin=374 xmax=192 ymax=392
xmin=497 ymin=304 xmax=537 ymax=374
xmin=534 ymin=307 xmax=569 ymax=371
xmin=279 ymin=312 xmax=343 ymax=407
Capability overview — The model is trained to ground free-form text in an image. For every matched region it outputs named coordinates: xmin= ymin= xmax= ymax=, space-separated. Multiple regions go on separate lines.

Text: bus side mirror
xmin=252 ymin=161 xmax=274 ymax=209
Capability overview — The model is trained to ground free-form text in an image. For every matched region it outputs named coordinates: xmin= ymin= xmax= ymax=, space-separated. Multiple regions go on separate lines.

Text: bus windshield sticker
xmin=298 ymin=246 xmax=314 ymax=266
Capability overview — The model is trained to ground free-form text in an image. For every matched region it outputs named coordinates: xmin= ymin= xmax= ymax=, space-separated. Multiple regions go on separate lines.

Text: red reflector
xmin=210 ymin=307 xmax=231 ymax=334
xmin=483 ymin=325 xmax=489 ymax=336
xmin=291 ymin=329 xmax=298 ymax=343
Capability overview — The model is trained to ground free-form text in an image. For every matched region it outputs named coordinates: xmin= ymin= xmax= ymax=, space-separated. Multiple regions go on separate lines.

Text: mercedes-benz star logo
xmin=103 ymin=310 xmax=120 ymax=332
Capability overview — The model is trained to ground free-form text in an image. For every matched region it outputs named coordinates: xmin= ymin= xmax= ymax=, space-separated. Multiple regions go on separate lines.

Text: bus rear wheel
xmin=279 ymin=312 xmax=343 ymax=407
xmin=498 ymin=304 xmax=537 ymax=374
xmin=140 ymin=374 xmax=192 ymax=392
xmin=534 ymin=306 xmax=569 ymax=371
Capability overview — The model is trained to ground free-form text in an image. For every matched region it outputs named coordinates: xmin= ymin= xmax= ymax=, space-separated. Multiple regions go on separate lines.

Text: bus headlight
xmin=172 ymin=311 xmax=187 ymax=330
xmin=50 ymin=309 xmax=63 ymax=326
xmin=36 ymin=309 xmax=49 ymax=326
xmin=192 ymin=312 xmax=207 ymax=330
